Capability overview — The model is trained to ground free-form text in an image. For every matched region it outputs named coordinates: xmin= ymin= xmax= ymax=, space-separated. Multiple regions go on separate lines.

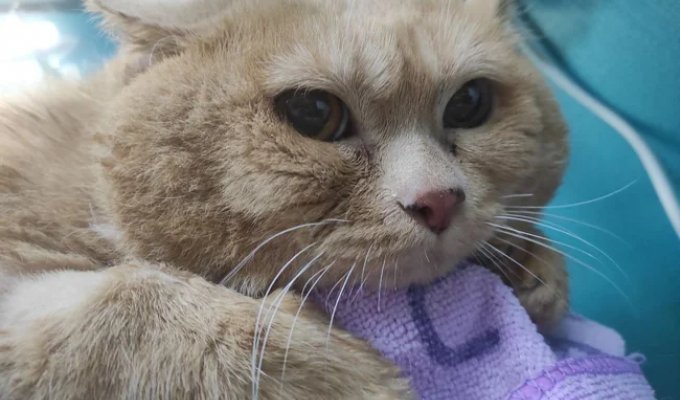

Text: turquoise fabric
xmin=21 ymin=5 xmax=680 ymax=399
xmin=522 ymin=2 xmax=680 ymax=398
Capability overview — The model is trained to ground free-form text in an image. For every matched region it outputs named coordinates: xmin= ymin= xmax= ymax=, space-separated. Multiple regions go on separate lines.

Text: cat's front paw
xmin=0 ymin=266 xmax=411 ymax=400
xmin=257 ymin=289 xmax=413 ymax=399
xmin=509 ymin=239 xmax=569 ymax=327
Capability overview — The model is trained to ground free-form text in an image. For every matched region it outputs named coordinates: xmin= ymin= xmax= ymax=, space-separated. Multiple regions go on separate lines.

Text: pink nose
xmin=402 ymin=189 xmax=465 ymax=234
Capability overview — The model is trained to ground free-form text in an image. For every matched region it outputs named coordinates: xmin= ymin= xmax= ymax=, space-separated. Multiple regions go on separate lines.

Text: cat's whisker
xmin=502 ymin=209 xmax=627 ymax=243
xmin=482 ymin=241 xmax=519 ymax=278
xmin=488 ymin=242 xmax=521 ymax=280
xmin=222 ymin=219 xmax=347 ymax=286
xmin=280 ymin=261 xmax=335 ymax=385
xmin=472 ymin=249 xmax=485 ymax=267
xmin=496 ymin=215 xmax=602 ymax=263
xmin=377 ymin=256 xmax=387 ymax=312
xmin=488 ymin=222 xmax=632 ymax=306
xmin=497 ymin=214 xmax=628 ymax=280
xmin=325 ymin=262 xmax=357 ymax=348
xmin=254 ymin=251 xmax=325 ymax=398
xmin=501 ymin=193 xmax=535 ymax=199
xmin=477 ymin=243 xmax=512 ymax=283
xmin=392 ymin=257 xmax=401 ymax=290
xmin=250 ymin=243 xmax=317 ymax=399
xmin=504 ymin=181 xmax=636 ymax=211
xmin=310 ymin=216 xmax=352 ymax=238
xmin=356 ymin=243 xmax=375 ymax=296
xmin=490 ymin=237 xmax=569 ymax=304
xmin=510 ymin=213 xmax=627 ymax=279
xmin=498 ymin=214 xmax=602 ymax=261
xmin=484 ymin=241 xmax=546 ymax=287
xmin=325 ymin=260 xmax=356 ymax=301
xmin=494 ymin=236 xmax=552 ymax=269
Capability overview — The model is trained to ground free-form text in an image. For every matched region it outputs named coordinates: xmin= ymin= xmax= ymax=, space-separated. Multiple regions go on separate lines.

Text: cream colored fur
xmin=0 ymin=0 xmax=568 ymax=398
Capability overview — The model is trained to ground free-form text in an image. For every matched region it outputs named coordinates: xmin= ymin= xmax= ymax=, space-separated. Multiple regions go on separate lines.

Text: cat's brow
xmin=263 ymin=34 xmax=403 ymax=100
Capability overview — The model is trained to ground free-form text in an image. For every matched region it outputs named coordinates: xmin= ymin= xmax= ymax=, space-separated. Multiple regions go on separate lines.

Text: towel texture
xmin=313 ymin=263 xmax=655 ymax=400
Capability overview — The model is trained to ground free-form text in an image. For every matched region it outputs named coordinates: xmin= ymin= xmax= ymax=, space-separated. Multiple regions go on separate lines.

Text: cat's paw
xmin=256 ymin=289 xmax=413 ymax=399
xmin=0 ymin=265 xmax=411 ymax=399
xmin=510 ymin=240 xmax=569 ymax=327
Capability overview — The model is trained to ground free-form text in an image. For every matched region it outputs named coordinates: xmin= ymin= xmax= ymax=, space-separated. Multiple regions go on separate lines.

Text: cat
xmin=0 ymin=0 xmax=568 ymax=398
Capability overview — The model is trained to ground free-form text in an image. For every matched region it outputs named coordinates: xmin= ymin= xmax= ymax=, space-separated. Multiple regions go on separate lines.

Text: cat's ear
xmin=86 ymin=0 xmax=230 ymax=53
xmin=86 ymin=0 xmax=232 ymax=77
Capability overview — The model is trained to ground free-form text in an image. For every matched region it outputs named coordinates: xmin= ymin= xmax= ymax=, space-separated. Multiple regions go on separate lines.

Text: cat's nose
xmin=401 ymin=189 xmax=465 ymax=234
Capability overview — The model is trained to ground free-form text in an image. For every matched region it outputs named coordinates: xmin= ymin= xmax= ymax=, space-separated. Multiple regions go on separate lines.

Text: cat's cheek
xmin=457 ymin=134 xmax=540 ymax=194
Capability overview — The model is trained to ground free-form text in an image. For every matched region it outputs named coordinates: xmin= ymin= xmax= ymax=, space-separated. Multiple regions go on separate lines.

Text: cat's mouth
xmin=294 ymin=207 xmax=495 ymax=291
xmin=387 ymin=242 xmax=475 ymax=287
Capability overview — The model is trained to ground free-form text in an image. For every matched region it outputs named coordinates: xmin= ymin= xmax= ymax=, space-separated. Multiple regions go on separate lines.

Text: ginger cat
xmin=0 ymin=0 xmax=568 ymax=398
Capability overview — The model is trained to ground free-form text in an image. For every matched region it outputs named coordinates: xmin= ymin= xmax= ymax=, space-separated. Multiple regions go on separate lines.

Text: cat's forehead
xmin=257 ymin=0 xmax=515 ymax=100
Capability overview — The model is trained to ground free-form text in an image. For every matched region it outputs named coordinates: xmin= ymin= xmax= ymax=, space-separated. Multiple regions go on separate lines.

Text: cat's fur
xmin=0 ymin=0 xmax=568 ymax=398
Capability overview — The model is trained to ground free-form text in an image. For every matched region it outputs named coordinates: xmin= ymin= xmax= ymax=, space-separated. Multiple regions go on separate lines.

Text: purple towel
xmin=313 ymin=263 xmax=655 ymax=400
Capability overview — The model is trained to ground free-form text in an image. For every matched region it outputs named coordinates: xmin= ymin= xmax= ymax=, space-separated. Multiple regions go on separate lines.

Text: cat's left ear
xmin=87 ymin=0 xmax=232 ymax=33
xmin=86 ymin=0 xmax=232 ymax=77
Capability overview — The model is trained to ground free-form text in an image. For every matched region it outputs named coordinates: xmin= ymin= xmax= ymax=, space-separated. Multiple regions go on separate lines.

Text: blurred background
xmin=0 ymin=0 xmax=115 ymax=93
xmin=1 ymin=1 xmax=678 ymax=398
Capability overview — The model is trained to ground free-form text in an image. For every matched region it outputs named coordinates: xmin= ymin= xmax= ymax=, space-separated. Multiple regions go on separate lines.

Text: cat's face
xmin=96 ymin=0 xmax=567 ymax=294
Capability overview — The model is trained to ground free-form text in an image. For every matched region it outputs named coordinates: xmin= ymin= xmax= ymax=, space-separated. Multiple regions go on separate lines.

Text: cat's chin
xmin=310 ymin=224 xmax=486 ymax=290
xmin=378 ymin=250 xmax=467 ymax=288
xmin=374 ymin=227 xmax=487 ymax=288
xmin=313 ymin=247 xmax=470 ymax=291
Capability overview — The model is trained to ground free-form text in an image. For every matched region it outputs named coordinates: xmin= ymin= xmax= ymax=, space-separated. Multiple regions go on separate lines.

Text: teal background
xmin=4 ymin=2 xmax=678 ymax=398
xmin=521 ymin=2 xmax=680 ymax=399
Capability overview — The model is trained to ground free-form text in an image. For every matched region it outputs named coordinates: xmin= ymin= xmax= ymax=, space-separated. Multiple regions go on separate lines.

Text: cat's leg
xmin=0 ymin=262 xmax=410 ymax=400
xmin=485 ymin=227 xmax=569 ymax=326
xmin=510 ymin=238 xmax=569 ymax=327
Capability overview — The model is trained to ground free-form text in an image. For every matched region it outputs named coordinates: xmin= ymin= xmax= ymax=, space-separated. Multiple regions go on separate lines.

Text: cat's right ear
xmin=86 ymin=0 xmax=231 ymax=69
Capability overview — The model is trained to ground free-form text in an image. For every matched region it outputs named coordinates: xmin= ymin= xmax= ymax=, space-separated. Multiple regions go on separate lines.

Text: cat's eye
xmin=443 ymin=79 xmax=494 ymax=129
xmin=275 ymin=90 xmax=351 ymax=142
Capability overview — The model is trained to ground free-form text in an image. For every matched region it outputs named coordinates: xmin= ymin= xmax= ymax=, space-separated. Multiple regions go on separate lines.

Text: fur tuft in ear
xmin=85 ymin=0 xmax=232 ymax=53
xmin=86 ymin=1 xmax=178 ymax=55
xmin=86 ymin=0 xmax=232 ymax=32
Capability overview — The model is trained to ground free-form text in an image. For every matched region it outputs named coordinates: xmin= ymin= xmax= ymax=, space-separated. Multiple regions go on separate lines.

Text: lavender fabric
xmin=313 ymin=263 xmax=655 ymax=400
